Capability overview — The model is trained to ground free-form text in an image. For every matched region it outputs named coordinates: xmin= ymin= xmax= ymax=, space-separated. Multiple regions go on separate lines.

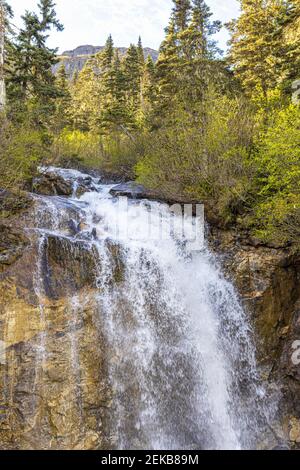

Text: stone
xmin=289 ymin=418 xmax=300 ymax=443
xmin=109 ymin=181 xmax=200 ymax=208
xmin=32 ymin=173 xmax=74 ymax=197
xmin=0 ymin=224 xmax=29 ymax=267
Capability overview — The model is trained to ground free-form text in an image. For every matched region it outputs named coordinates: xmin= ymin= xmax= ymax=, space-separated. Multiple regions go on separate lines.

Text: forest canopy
xmin=0 ymin=0 xmax=300 ymax=247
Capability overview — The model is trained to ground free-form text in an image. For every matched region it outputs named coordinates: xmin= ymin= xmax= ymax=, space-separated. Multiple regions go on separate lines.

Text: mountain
xmin=54 ymin=45 xmax=159 ymax=78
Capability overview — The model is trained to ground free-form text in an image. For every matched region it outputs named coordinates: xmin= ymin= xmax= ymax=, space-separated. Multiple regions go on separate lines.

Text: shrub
xmin=252 ymin=103 xmax=300 ymax=246
xmin=136 ymin=92 xmax=256 ymax=223
xmin=0 ymin=116 xmax=46 ymax=190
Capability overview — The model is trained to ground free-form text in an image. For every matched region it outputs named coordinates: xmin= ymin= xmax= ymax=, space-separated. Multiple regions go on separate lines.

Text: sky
xmin=8 ymin=0 xmax=240 ymax=53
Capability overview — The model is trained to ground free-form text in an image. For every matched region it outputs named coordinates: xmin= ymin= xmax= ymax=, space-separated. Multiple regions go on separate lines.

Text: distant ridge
xmin=54 ymin=45 xmax=159 ymax=78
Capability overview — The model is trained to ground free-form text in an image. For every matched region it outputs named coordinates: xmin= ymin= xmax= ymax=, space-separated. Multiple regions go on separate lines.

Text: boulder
xmin=32 ymin=173 xmax=74 ymax=197
xmin=109 ymin=181 xmax=199 ymax=207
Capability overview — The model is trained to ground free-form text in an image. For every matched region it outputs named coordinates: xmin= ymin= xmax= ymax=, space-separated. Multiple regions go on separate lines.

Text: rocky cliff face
xmin=54 ymin=45 xmax=159 ymax=78
xmin=0 ymin=186 xmax=115 ymax=449
xmin=1 ymin=173 xmax=300 ymax=449
xmin=209 ymin=227 xmax=300 ymax=448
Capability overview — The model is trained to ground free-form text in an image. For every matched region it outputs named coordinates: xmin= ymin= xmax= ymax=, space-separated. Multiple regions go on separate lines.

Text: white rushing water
xmin=31 ymin=167 xmax=272 ymax=450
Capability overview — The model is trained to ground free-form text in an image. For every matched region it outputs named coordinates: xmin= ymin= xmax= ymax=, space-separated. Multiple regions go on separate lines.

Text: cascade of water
xmin=28 ymin=167 xmax=274 ymax=450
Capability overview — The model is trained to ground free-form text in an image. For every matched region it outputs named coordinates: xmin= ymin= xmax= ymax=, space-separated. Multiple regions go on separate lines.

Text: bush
xmin=51 ymin=130 xmax=103 ymax=168
xmin=252 ymin=103 xmax=300 ymax=246
xmin=0 ymin=116 xmax=46 ymax=190
xmin=51 ymin=129 xmax=144 ymax=178
xmin=136 ymin=92 xmax=256 ymax=223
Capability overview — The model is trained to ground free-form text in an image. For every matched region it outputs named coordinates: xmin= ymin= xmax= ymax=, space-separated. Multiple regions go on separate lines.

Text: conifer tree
xmin=123 ymin=44 xmax=141 ymax=126
xmin=183 ymin=0 xmax=222 ymax=102
xmin=53 ymin=63 xmax=71 ymax=132
xmin=156 ymin=18 xmax=180 ymax=108
xmin=0 ymin=1 xmax=13 ymax=113
xmin=228 ymin=0 xmax=298 ymax=100
xmin=172 ymin=0 xmax=191 ymax=32
xmin=101 ymin=34 xmax=114 ymax=70
xmin=71 ymin=58 xmax=99 ymax=131
xmin=188 ymin=0 xmax=221 ymax=60
xmin=137 ymin=36 xmax=145 ymax=67
xmin=102 ymin=50 xmax=128 ymax=131
xmin=140 ymin=55 xmax=157 ymax=126
xmin=7 ymin=0 xmax=63 ymax=124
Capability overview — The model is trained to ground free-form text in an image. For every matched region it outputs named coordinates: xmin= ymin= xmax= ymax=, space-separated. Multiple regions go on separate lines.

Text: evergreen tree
xmin=172 ymin=0 xmax=191 ymax=32
xmin=188 ymin=0 xmax=221 ymax=60
xmin=137 ymin=35 xmax=145 ymax=67
xmin=0 ymin=1 xmax=13 ymax=112
xmin=7 ymin=0 xmax=63 ymax=125
xmin=101 ymin=34 xmax=114 ymax=70
xmin=123 ymin=44 xmax=142 ymax=126
xmin=228 ymin=0 xmax=298 ymax=101
xmin=156 ymin=18 xmax=180 ymax=109
xmin=183 ymin=0 xmax=222 ymax=102
xmin=102 ymin=50 xmax=128 ymax=131
xmin=53 ymin=63 xmax=71 ymax=132
xmin=140 ymin=55 xmax=157 ymax=127
xmin=71 ymin=58 xmax=99 ymax=131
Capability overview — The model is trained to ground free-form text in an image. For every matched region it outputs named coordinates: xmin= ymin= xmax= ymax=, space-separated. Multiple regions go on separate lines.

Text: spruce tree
xmin=156 ymin=18 xmax=180 ymax=109
xmin=102 ymin=50 xmax=128 ymax=131
xmin=183 ymin=0 xmax=222 ymax=102
xmin=0 ymin=1 xmax=13 ymax=112
xmin=101 ymin=34 xmax=114 ymax=70
xmin=172 ymin=0 xmax=191 ymax=32
xmin=7 ymin=0 xmax=63 ymax=125
xmin=228 ymin=0 xmax=298 ymax=101
xmin=140 ymin=55 xmax=157 ymax=127
xmin=53 ymin=63 xmax=71 ymax=132
xmin=137 ymin=36 xmax=145 ymax=67
xmin=71 ymin=58 xmax=99 ymax=131
xmin=123 ymin=44 xmax=141 ymax=126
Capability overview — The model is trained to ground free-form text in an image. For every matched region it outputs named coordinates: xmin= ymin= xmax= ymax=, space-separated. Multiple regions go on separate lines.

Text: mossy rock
xmin=0 ymin=224 xmax=29 ymax=266
xmin=0 ymin=190 xmax=32 ymax=220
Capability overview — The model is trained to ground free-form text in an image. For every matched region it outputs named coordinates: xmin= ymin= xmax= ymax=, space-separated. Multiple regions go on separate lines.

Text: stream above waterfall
xmin=13 ymin=167 xmax=277 ymax=450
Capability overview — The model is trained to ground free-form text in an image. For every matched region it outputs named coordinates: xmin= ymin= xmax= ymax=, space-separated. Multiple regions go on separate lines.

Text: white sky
xmin=9 ymin=0 xmax=240 ymax=53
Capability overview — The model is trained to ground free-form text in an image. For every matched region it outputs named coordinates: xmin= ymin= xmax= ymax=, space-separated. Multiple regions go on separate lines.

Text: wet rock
xmin=32 ymin=173 xmax=74 ymax=197
xmin=45 ymin=235 xmax=98 ymax=298
xmin=209 ymin=226 xmax=300 ymax=449
xmin=0 ymin=224 xmax=29 ymax=267
xmin=0 ymin=190 xmax=32 ymax=220
xmin=109 ymin=182 xmax=200 ymax=209
xmin=0 ymin=234 xmax=112 ymax=449
xmin=110 ymin=182 xmax=156 ymax=200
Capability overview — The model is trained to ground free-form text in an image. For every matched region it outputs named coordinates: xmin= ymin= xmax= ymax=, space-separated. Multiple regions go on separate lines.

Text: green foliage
xmin=51 ymin=130 xmax=103 ymax=168
xmin=228 ymin=1 xmax=300 ymax=101
xmin=51 ymin=129 xmax=141 ymax=178
xmin=6 ymin=0 xmax=63 ymax=127
xmin=2 ymin=0 xmax=300 ymax=252
xmin=136 ymin=91 xmax=256 ymax=220
xmin=252 ymin=104 xmax=300 ymax=245
xmin=0 ymin=114 xmax=46 ymax=189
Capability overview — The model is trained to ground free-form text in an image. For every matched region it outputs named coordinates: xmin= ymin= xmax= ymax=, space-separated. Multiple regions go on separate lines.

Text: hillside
xmin=54 ymin=45 xmax=159 ymax=78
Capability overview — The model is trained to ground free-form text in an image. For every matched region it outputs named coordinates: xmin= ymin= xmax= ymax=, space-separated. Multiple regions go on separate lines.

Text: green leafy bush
xmin=136 ymin=92 xmax=256 ymax=223
xmin=252 ymin=103 xmax=300 ymax=246
xmin=0 ymin=116 xmax=46 ymax=190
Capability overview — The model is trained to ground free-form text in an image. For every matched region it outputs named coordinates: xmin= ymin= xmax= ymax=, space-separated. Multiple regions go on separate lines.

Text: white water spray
xmin=29 ymin=167 xmax=271 ymax=450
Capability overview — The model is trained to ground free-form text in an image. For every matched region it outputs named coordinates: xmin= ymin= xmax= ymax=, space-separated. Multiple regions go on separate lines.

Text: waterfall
xmin=29 ymin=167 xmax=272 ymax=450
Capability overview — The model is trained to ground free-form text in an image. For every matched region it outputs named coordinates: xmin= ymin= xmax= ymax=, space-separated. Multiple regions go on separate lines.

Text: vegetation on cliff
xmin=0 ymin=0 xmax=300 ymax=247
